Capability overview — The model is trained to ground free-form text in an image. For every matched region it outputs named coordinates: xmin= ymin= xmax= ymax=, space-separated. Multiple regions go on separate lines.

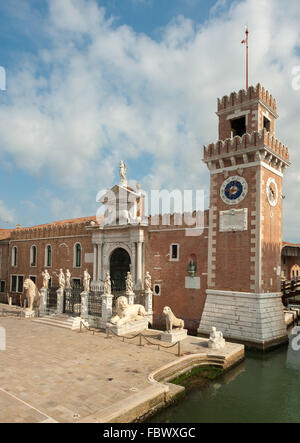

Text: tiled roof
xmin=20 ymin=215 xmax=99 ymax=230
xmin=282 ymin=241 xmax=300 ymax=248
xmin=1 ymin=216 xmax=100 ymax=236
xmin=0 ymin=229 xmax=13 ymax=240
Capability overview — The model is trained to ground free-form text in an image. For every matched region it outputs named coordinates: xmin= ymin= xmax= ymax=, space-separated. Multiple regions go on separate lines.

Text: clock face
xmin=266 ymin=177 xmax=278 ymax=207
xmin=220 ymin=176 xmax=248 ymax=205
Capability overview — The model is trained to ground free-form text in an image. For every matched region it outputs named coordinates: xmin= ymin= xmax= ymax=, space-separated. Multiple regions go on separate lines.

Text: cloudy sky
xmin=0 ymin=0 xmax=299 ymax=241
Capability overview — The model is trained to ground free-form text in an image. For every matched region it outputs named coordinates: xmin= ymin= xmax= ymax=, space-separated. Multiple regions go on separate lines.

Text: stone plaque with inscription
xmin=219 ymin=208 xmax=248 ymax=232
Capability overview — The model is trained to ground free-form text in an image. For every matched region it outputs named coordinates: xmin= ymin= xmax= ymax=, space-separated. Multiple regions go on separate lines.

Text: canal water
xmin=150 ymin=334 xmax=300 ymax=423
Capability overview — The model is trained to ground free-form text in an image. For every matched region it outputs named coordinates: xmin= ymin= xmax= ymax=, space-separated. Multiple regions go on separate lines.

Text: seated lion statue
xmin=110 ymin=296 xmax=146 ymax=326
xmin=163 ymin=306 xmax=184 ymax=333
xmin=23 ymin=279 xmax=41 ymax=311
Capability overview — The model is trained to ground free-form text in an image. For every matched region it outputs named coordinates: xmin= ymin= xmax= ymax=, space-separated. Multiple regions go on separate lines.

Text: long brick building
xmin=0 ymin=83 xmax=299 ymax=347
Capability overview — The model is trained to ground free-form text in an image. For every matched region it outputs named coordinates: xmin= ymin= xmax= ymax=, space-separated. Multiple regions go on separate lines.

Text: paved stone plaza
xmin=0 ymin=315 xmax=243 ymax=423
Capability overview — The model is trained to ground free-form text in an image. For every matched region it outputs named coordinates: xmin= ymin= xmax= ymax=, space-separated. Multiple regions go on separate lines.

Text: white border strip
xmin=0 ymin=388 xmax=57 ymax=423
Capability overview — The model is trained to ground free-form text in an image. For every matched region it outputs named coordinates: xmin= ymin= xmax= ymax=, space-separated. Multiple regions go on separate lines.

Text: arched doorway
xmin=110 ymin=248 xmax=131 ymax=292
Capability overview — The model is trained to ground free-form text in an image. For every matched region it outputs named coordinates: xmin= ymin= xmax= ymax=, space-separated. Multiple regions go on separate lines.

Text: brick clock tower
xmin=198 ymin=84 xmax=290 ymax=350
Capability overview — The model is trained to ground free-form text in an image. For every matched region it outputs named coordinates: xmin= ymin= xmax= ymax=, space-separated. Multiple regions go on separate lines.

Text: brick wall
xmin=7 ymin=222 xmax=94 ymax=293
xmin=145 ymin=212 xmax=209 ymax=333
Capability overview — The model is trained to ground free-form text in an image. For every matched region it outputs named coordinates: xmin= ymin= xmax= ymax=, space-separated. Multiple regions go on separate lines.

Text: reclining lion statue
xmin=163 ymin=306 xmax=184 ymax=333
xmin=23 ymin=278 xmax=41 ymax=312
xmin=110 ymin=296 xmax=146 ymax=326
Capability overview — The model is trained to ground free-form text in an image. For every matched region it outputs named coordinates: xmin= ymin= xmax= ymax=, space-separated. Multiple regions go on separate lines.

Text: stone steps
xmin=33 ymin=315 xmax=86 ymax=331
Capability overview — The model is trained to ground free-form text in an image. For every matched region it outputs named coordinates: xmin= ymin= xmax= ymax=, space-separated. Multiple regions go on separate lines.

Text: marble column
xmin=40 ymin=288 xmax=48 ymax=315
xmin=81 ymin=291 xmax=89 ymax=320
xmin=97 ymin=243 xmax=103 ymax=283
xmin=136 ymin=241 xmax=143 ymax=289
xmin=56 ymin=288 xmax=64 ymax=314
xmin=144 ymin=290 xmax=153 ymax=314
xmin=131 ymin=243 xmax=136 ymax=287
xmin=93 ymin=244 xmax=97 ymax=281
xmin=101 ymin=293 xmax=114 ymax=323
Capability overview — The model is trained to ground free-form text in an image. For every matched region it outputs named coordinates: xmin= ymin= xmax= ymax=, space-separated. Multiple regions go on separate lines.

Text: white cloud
xmin=0 ymin=201 xmax=15 ymax=225
xmin=0 ymin=0 xmax=300 ymax=239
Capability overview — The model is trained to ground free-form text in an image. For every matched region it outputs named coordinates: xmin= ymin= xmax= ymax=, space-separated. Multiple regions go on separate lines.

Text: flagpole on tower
xmin=241 ymin=26 xmax=249 ymax=90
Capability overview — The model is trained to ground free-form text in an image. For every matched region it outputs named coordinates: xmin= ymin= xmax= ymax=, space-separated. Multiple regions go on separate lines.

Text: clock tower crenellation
xmin=217 ymin=83 xmax=278 ymax=141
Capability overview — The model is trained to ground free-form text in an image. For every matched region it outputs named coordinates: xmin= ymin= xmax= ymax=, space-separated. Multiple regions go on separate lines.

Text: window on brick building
xmin=29 ymin=276 xmax=36 ymax=284
xmin=74 ymin=243 xmax=82 ymax=268
xmin=154 ymin=284 xmax=161 ymax=296
xmin=45 ymin=245 xmax=52 ymax=267
xmin=0 ymin=281 xmax=5 ymax=293
xmin=170 ymin=244 xmax=179 ymax=261
xmin=12 ymin=246 xmax=18 ymax=267
xmin=11 ymin=275 xmax=24 ymax=293
xmin=230 ymin=116 xmax=246 ymax=138
xmin=263 ymin=116 xmax=271 ymax=132
xmin=30 ymin=245 xmax=37 ymax=267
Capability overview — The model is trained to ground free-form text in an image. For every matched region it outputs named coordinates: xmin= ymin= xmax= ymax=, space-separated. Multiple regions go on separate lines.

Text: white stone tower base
xmin=198 ymin=290 xmax=288 ymax=350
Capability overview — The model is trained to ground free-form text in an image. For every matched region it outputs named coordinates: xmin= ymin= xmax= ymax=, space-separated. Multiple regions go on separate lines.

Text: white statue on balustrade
xmin=66 ymin=269 xmax=71 ymax=289
xmin=83 ymin=269 xmax=91 ymax=293
xmin=104 ymin=271 xmax=112 ymax=295
xmin=125 ymin=271 xmax=134 ymax=295
xmin=58 ymin=269 xmax=65 ymax=290
xmin=208 ymin=326 xmax=226 ymax=350
xmin=144 ymin=272 xmax=152 ymax=293
xmin=42 ymin=269 xmax=51 ymax=289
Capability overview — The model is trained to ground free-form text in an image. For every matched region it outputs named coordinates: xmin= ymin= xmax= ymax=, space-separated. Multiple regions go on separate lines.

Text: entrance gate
xmin=47 ymin=287 xmax=58 ymax=312
xmin=110 ymin=248 xmax=131 ymax=293
xmin=63 ymin=287 xmax=82 ymax=316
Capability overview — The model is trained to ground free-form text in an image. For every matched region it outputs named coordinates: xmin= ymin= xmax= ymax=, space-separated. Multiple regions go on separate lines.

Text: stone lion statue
xmin=23 ymin=279 xmax=41 ymax=312
xmin=110 ymin=296 xmax=146 ymax=326
xmin=163 ymin=306 xmax=184 ymax=333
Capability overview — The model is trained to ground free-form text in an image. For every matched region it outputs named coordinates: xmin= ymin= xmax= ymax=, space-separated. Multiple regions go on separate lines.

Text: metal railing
xmin=105 ymin=325 xmax=182 ymax=357
xmin=64 ymin=286 xmax=82 ymax=315
xmin=47 ymin=287 xmax=58 ymax=311
xmin=88 ymin=292 xmax=102 ymax=317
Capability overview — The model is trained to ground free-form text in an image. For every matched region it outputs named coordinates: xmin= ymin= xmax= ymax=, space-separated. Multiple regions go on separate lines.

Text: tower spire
xmin=241 ymin=25 xmax=249 ymax=89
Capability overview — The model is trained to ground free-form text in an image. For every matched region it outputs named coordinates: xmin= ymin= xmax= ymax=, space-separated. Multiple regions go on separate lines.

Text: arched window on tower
xmin=30 ymin=245 xmax=37 ymax=267
xmin=12 ymin=246 xmax=18 ymax=267
xmin=45 ymin=245 xmax=52 ymax=267
xmin=74 ymin=243 xmax=82 ymax=268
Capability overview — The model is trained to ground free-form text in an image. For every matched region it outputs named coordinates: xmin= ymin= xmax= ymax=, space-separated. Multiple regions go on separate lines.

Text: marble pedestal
xmin=24 ymin=309 xmax=36 ymax=318
xmin=80 ymin=291 xmax=89 ymax=320
xmin=160 ymin=329 xmax=188 ymax=343
xmin=56 ymin=288 xmax=64 ymax=314
xmin=39 ymin=288 xmax=48 ymax=315
xmin=107 ymin=318 xmax=148 ymax=336
xmin=208 ymin=338 xmax=226 ymax=350
xmin=126 ymin=292 xmax=135 ymax=305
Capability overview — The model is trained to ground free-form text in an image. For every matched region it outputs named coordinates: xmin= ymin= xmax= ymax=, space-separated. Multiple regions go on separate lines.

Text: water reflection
xmin=286 ymin=328 xmax=300 ymax=370
xmin=149 ymin=344 xmax=300 ymax=423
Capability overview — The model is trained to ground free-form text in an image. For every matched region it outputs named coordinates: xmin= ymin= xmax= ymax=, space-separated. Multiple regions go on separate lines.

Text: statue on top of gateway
xmin=119 ymin=160 xmax=127 ymax=187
